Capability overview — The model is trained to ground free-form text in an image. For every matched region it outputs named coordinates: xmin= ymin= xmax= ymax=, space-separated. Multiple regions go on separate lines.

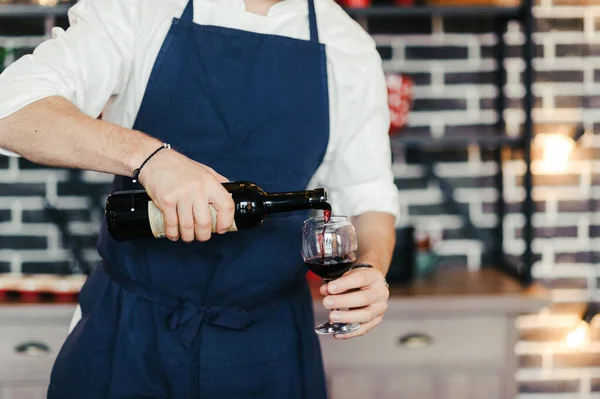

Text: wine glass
xmin=302 ymin=215 xmax=359 ymax=335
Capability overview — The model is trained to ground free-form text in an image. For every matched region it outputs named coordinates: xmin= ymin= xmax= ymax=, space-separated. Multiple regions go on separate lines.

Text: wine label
xmin=147 ymin=201 xmax=238 ymax=239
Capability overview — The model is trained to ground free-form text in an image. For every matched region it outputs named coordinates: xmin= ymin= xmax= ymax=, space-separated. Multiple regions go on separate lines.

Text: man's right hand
xmin=135 ymin=146 xmax=235 ymax=243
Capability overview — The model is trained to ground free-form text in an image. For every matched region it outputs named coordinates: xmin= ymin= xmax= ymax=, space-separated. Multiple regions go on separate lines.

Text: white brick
xmin=407 ymin=110 xmax=497 ymax=127
xmin=81 ymin=171 xmax=114 ymax=183
xmin=435 ymin=161 xmax=498 ymax=177
xmin=412 ymin=84 xmax=497 ymax=98
xmin=392 ymin=163 xmax=424 ymax=179
xmin=533 ymin=5 xmax=589 ymax=18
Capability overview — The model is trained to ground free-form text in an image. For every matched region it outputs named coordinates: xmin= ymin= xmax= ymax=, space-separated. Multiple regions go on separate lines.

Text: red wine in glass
xmin=305 ymin=255 xmax=354 ymax=280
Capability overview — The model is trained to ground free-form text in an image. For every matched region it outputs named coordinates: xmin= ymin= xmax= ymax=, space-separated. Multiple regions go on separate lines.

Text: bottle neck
xmin=263 ymin=189 xmax=328 ymax=214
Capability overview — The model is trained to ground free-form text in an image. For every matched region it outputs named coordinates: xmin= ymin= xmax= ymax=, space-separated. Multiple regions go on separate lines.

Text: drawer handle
xmin=15 ymin=341 xmax=51 ymax=357
xmin=398 ymin=333 xmax=433 ymax=349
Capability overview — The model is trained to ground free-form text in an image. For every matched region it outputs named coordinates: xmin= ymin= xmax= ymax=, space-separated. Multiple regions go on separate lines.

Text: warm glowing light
xmin=539 ymin=134 xmax=575 ymax=174
xmin=566 ymin=323 xmax=589 ymax=348
xmin=37 ymin=0 xmax=59 ymax=6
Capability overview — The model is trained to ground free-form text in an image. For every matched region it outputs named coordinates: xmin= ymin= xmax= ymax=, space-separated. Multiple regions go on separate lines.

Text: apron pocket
xmin=124 ymin=296 xmax=199 ymax=368
xmin=201 ymin=349 xmax=303 ymax=399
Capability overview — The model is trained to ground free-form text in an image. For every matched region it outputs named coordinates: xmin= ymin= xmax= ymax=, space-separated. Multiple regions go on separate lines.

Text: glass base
xmin=315 ymin=321 xmax=360 ymax=335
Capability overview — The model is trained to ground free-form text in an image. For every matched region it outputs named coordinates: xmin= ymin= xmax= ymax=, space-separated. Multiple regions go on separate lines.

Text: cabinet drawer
xmin=0 ymin=306 xmax=72 ymax=384
xmin=319 ymin=316 xmax=506 ymax=368
xmin=0 ymin=385 xmax=47 ymax=399
xmin=0 ymin=325 xmax=69 ymax=383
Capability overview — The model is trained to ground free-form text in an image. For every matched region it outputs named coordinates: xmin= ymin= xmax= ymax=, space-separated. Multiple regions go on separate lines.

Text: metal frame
xmin=347 ymin=4 xmax=536 ymax=285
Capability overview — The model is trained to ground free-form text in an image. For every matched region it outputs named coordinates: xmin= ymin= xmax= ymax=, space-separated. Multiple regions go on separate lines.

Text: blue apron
xmin=47 ymin=0 xmax=330 ymax=397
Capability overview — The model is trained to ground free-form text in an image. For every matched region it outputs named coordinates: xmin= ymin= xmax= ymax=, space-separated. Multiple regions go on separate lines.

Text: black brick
xmin=408 ymin=72 xmax=431 ymax=86
xmin=0 ymin=236 xmax=47 ymax=250
xmin=583 ymin=96 xmax=600 ymax=109
xmin=515 ymin=226 xmax=578 ymax=239
xmin=22 ymin=209 xmax=92 ymax=224
xmin=405 ymin=45 xmax=468 ymax=60
xmin=555 ymin=252 xmax=596 ymax=263
xmin=537 ymin=277 xmax=588 ymax=290
xmin=445 ymin=71 xmax=495 ymax=85
xmin=518 ymin=174 xmax=581 ymax=187
xmin=555 ymin=43 xmax=586 ymax=58
xmin=444 ymin=125 xmax=503 ymax=141
xmin=443 ymin=17 xmax=494 ymax=34
xmin=71 ymin=234 xmax=99 ymax=249
xmin=0 ymin=17 xmax=46 ymax=36
xmin=592 ymin=378 xmax=600 ymax=392
xmin=559 ymin=200 xmax=598 ymax=212
xmin=506 ymin=44 xmax=543 ymax=58
xmin=518 ymin=354 xmax=543 ymax=368
xmin=554 ymin=95 xmax=582 ymax=108
xmin=480 ymin=149 xmax=499 ymax=162
xmin=18 ymin=158 xmax=54 ymax=170
xmin=57 ymin=181 xmax=110 ymax=197
xmin=377 ymin=45 xmax=392 ymax=60
xmin=554 ymin=353 xmax=600 ymax=368
xmin=519 ymin=380 xmax=579 ymax=393
xmin=0 ymin=209 xmax=10 ymax=223
xmin=408 ymin=203 xmax=450 ymax=216
xmin=394 ymin=178 xmax=429 ymax=191
xmin=481 ymin=44 xmax=542 ymax=59
xmin=21 ymin=261 xmax=71 ymax=275
xmin=0 ymin=262 xmax=10 ymax=273
xmin=537 ymin=70 xmax=584 ymax=83
xmin=0 ymin=183 xmax=45 ymax=196
xmin=370 ymin=17 xmax=431 ymax=35
xmin=483 ymin=201 xmax=545 ymax=213
xmin=444 ymin=176 xmax=496 ymax=189
xmin=587 ymin=225 xmax=600 ymax=237
xmin=411 ymin=98 xmax=467 ymax=112
xmin=537 ymin=17 xmax=584 ymax=32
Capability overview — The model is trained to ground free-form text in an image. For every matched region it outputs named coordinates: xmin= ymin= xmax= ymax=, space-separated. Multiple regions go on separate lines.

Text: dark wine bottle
xmin=105 ymin=181 xmax=329 ymax=241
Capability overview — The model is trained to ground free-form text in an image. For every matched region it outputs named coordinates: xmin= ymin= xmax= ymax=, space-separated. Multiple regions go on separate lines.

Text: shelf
xmin=0 ymin=4 xmax=71 ymax=17
xmin=391 ymin=133 xmax=523 ymax=149
xmin=0 ymin=4 xmax=523 ymax=19
xmin=344 ymin=5 xmax=523 ymax=19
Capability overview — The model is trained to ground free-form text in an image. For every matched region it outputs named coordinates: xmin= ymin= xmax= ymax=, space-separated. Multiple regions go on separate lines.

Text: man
xmin=0 ymin=0 xmax=398 ymax=397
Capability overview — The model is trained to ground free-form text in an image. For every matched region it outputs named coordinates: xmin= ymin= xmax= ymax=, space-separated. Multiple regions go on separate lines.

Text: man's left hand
xmin=319 ymin=266 xmax=389 ymax=339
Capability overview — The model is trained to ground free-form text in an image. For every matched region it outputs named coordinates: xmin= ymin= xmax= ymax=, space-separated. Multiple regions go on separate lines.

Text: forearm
xmin=351 ymin=211 xmax=396 ymax=275
xmin=0 ymin=96 xmax=162 ymax=176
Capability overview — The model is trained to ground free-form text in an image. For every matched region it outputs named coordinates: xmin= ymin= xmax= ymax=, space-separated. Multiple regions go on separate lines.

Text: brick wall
xmin=1 ymin=2 xmax=599 ymax=397
xmin=373 ymin=3 xmax=600 ymax=397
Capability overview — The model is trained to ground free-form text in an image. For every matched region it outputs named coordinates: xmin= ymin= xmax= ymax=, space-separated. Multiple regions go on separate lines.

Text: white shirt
xmin=0 ymin=0 xmax=399 ymax=220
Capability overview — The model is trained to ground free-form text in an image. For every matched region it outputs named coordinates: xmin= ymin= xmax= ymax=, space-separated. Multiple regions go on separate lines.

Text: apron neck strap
xmin=182 ymin=0 xmax=194 ymax=21
xmin=181 ymin=0 xmax=319 ymax=43
xmin=307 ymin=0 xmax=319 ymax=43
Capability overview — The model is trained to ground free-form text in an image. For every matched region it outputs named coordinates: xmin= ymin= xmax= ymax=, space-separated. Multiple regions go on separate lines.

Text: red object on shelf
xmin=337 ymin=0 xmax=370 ymax=8
xmin=386 ymin=73 xmax=414 ymax=135
xmin=0 ymin=273 xmax=85 ymax=303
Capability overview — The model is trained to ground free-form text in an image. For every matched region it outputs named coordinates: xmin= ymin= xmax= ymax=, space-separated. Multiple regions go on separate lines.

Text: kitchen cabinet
xmin=0 ymin=304 xmax=73 ymax=398
xmin=0 ymin=269 xmax=549 ymax=399
xmin=315 ymin=268 xmax=551 ymax=399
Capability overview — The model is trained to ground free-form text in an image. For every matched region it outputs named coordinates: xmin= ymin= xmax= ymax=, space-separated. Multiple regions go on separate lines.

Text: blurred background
xmin=1 ymin=0 xmax=599 ymax=397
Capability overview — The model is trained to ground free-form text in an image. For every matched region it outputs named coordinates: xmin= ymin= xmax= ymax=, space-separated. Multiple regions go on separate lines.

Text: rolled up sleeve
xmin=317 ymin=50 xmax=399 ymax=221
xmin=0 ymin=0 xmax=136 ymax=122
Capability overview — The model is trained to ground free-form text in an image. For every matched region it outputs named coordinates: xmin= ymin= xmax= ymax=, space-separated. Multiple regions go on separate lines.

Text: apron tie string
xmin=167 ymin=303 xmax=253 ymax=347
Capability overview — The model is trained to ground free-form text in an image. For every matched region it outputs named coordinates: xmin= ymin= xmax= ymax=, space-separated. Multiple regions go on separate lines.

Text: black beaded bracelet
xmin=130 ymin=143 xmax=171 ymax=211
xmin=350 ymin=263 xmax=373 ymax=270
